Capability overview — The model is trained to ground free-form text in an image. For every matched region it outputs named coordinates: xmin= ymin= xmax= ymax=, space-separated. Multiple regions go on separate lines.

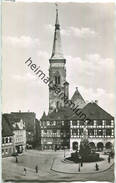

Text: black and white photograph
xmin=2 ymin=1 xmax=115 ymax=182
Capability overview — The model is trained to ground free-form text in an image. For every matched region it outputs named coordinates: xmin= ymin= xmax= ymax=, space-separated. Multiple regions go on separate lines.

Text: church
xmin=39 ymin=8 xmax=114 ymax=152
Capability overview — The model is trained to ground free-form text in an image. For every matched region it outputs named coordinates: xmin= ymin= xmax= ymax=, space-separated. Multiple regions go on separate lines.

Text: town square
xmin=2 ymin=149 xmax=114 ymax=182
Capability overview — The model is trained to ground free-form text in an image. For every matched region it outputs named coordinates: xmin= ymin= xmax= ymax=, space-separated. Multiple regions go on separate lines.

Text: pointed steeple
xmin=41 ymin=111 xmax=47 ymax=120
xmin=50 ymin=5 xmax=65 ymax=61
xmin=71 ymin=87 xmax=86 ymax=109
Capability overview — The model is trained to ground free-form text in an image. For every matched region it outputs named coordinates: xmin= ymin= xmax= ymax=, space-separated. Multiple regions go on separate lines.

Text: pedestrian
xmin=35 ymin=165 xmax=38 ymax=173
xmin=95 ymin=163 xmax=99 ymax=171
xmin=78 ymin=163 xmax=80 ymax=172
xmin=108 ymin=155 xmax=111 ymax=163
xmin=24 ymin=168 xmax=27 ymax=176
xmin=16 ymin=156 xmax=18 ymax=163
xmin=80 ymin=159 xmax=83 ymax=167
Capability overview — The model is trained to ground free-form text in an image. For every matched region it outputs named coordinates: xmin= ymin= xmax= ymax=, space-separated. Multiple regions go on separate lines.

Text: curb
xmin=51 ymin=159 xmax=114 ymax=175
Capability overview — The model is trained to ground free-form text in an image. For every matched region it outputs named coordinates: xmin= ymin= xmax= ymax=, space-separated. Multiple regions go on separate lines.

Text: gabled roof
xmin=2 ymin=114 xmax=13 ymax=137
xmin=82 ymin=102 xmax=114 ymax=120
xmin=3 ymin=113 xmax=21 ymax=124
xmin=71 ymin=87 xmax=86 ymax=109
xmin=41 ymin=107 xmax=74 ymax=121
xmin=70 ymin=102 xmax=114 ymax=120
xmin=41 ymin=112 xmax=47 ymax=120
xmin=3 ymin=112 xmax=36 ymax=131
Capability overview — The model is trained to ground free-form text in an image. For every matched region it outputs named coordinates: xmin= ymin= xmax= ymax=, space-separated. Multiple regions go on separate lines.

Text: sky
xmin=2 ymin=2 xmax=115 ymax=118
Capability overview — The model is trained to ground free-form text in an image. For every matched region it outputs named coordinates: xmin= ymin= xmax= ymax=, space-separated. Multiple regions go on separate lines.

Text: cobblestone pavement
xmin=2 ymin=150 xmax=114 ymax=182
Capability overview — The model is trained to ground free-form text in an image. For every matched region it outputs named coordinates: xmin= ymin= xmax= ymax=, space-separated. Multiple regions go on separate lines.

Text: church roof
xmin=71 ymin=87 xmax=86 ymax=109
xmin=70 ymin=102 xmax=114 ymax=120
xmin=50 ymin=8 xmax=65 ymax=60
xmin=41 ymin=112 xmax=47 ymax=120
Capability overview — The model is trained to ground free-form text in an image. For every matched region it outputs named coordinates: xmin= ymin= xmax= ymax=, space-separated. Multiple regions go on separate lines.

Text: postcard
xmin=1 ymin=0 xmax=115 ymax=182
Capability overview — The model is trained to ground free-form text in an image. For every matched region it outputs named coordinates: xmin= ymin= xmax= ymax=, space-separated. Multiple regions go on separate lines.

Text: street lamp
xmin=64 ymin=146 xmax=65 ymax=158
xmin=78 ymin=162 xmax=80 ymax=172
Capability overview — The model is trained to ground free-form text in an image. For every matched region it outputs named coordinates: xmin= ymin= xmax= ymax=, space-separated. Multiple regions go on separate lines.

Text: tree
xmin=79 ymin=138 xmax=91 ymax=159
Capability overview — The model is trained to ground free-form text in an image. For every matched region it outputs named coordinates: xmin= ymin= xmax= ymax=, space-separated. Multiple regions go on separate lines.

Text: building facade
xmin=4 ymin=111 xmax=36 ymax=144
xmin=13 ymin=119 xmax=26 ymax=153
xmin=40 ymin=108 xmax=71 ymax=150
xmin=2 ymin=115 xmax=14 ymax=157
xmin=39 ymin=8 xmax=115 ymax=151
xmin=70 ymin=102 xmax=114 ymax=152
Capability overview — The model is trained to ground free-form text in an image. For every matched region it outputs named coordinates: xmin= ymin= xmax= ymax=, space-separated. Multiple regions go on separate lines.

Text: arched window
xmin=73 ymin=142 xmax=78 ymax=150
xmin=58 ymin=76 xmax=60 ymax=84
xmin=105 ymin=142 xmax=112 ymax=149
xmin=97 ymin=142 xmax=104 ymax=151
xmin=54 ymin=72 xmax=60 ymax=85
xmin=55 ymin=76 xmax=60 ymax=84
xmin=89 ymin=142 xmax=95 ymax=149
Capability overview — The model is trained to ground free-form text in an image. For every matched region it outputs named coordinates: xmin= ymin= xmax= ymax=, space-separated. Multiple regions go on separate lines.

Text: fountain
xmin=65 ymin=121 xmax=103 ymax=163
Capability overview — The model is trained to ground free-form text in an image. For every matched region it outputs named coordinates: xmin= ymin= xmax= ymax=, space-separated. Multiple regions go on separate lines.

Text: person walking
xmin=95 ymin=163 xmax=99 ymax=171
xmin=35 ymin=165 xmax=38 ymax=173
xmin=78 ymin=163 xmax=80 ymax=172
xmin=24 ymin=168 xmax=27 ymax=176
xmin=80 ymin=159 xmax=83 ymax=167
xmin=108 ymin=155 xmax=111 ymax=163
xmin=16 ymin=156 xmax=18 ymax=163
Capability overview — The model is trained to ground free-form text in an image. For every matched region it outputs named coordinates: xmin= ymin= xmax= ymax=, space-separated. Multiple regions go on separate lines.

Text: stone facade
xmin=49 ymin=65 xmax=67 ymax=112
xmin=49 ymin=9 xmax=68 ymax=113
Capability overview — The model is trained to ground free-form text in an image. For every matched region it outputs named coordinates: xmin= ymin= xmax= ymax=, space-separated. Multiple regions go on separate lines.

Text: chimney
xmin=76 ymin=87 xmax=78 ymax=91
xmin=19 ymin=110 xmax=21 ymax=113
xmin=95 ymin=100 xmax=98 ymax=104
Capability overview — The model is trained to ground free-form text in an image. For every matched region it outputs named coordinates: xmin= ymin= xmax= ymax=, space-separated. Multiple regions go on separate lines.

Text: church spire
xmin=50 ymin=4 xmax=65 ymax=61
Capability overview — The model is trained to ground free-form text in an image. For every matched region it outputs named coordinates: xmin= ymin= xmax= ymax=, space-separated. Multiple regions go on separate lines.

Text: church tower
xmin=49 ymin=7 xmax=69 ymax=113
